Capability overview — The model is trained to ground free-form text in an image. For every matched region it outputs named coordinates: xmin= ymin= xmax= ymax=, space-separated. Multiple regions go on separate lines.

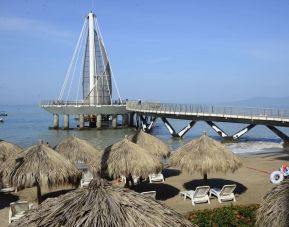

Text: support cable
xmin=76 ymin=24 xmax=87 ymax=105
xmin=66 ymin=20 xmax=87 ymax=102
xmin=95 ymin=16 xmax=123 ymax=104
xmin=94 ymin=19 xmax=112 ymax=105
xmin=58 ymin=19 xmax=87 ymax=100
xmin=93 ymin=28 xmax=99 ymax=105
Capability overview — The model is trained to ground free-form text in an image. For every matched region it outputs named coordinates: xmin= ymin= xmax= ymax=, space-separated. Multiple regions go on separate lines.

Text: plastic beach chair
xmin=133 ymin=176 xmax=140 ymax=184
xmin=209 ymin=184 xmax=236 ymax=203
xmin=141 ymin=191 xmax=157 ymax=199
xmin=149 ymin=173 xmax=165 ymax=183
xmin=180 ymin=186 xmax=210 ymax=206
xmin=0 ymin=184 xmax=17 ymax=193
xmin=80 ymin=170 xmax=93 ymax=188
xmin=9 ymin=201 xmax=33 ymax=223
xmin=120 ymin=176 xmax=140 ymax=185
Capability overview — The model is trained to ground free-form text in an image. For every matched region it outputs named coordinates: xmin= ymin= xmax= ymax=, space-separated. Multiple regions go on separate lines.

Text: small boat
xmin=0 ymin=111 xmax=7 ymax=116
xmin=0 ymin=118 xmax=4 ymax=123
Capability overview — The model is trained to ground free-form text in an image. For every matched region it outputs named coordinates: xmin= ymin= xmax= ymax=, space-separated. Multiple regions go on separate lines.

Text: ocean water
xmin=0 ymin=104 xmax=288 ymax=154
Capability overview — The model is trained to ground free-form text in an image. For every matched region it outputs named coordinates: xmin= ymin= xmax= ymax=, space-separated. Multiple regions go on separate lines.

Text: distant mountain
xmin=220 ymin=96 xmax=289 ymax=109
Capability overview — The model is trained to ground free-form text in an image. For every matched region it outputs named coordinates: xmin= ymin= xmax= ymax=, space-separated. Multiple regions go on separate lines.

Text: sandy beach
xmin=0 ymin=151 xmax=288 ymax=227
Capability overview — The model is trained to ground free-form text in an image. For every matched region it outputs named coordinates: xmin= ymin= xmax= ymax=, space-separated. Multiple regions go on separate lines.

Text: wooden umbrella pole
xmin=36 ymin=179 xmax=42 ymax=204
xmin=203 ymin=173 xmax=208 ymax=181
xmin=125 ymin=174 xmax=134 ymax=188
xmin=125 ymin=177 xmax=130 ymax=188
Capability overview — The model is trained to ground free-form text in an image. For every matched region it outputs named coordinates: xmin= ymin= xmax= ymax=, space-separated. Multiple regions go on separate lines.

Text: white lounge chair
xmin=0 ymin=184 xmax=17 ymax=193
xmin=149 ymin=173 xmax=164 ymax=183
xmin=180 ymin=186 xmax=210 ymax=206
xmin=210 ymin=184 xmax=236 ymax=203
xmin=80 ymin=170 xmax=93 ymax=188
xmin=9 ymin=201 xmax=33 ymax=223
xmin=121 ymin=175 xmax=127 ymax=183
xmin=133 ymin=176 xmax=140 ymax=184
xmin=141 ymin=191 xmax=157 ymax=199
xmin=121 ymin=176 xmax=140 ymax=185
xmin=75 ymin=161 xmax=93 ymax=188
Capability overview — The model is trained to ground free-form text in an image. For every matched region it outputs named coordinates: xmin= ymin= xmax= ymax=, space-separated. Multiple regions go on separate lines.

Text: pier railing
xmin=40 ymin=100 xmax=289 ymax=121
xmin=40 ymin=100 xmax=127 ymax=106
xmin=126 ymin=101 xmax=289 ymax=121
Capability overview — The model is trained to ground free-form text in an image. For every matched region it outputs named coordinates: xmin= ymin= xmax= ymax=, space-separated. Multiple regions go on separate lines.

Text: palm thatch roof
xmin=55 ymin=136 xmax=102 ymax=175
xmin=101 ymin=138 xmax=162 ymax=179
xmin=256 ymin=180 xmax=289 ymax=227
xmin=10 ymin=178 xmax=195 ymax=227
xmin=4 ymin=144 xmax=82 ymax=204
xmin=0 ymin=140 xmax=22 ymax=164
xmin=7 ymin=144 xmax=81 ymax=189
xmin=128 ymin=130 xmax=170 ymax=158
xmin=0 ymin=153 xmax=24 ymax=185
xmin=170 ymin=134 xmax=242 ymax=177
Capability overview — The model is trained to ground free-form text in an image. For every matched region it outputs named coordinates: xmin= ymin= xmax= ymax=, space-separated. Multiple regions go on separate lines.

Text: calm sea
xmin=0 ymin=104 xmax=288 ymax=154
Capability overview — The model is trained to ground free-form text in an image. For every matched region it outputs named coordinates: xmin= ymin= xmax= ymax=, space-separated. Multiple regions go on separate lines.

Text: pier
xmin=126 ymin=101 xmax=289 ymax=146
xmin=40 ymin=11 xmax=289 ymax=146
xmin=40 ymin=12 xmax=131 ymax=130
xmin=41 ymin=100 xmax=289 ymax=146
xmin=40 ymin=100 xmax=133 ymax=130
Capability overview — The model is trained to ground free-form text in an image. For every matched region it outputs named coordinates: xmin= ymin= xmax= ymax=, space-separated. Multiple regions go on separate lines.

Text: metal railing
xmin=40 ymin=100 xmax=289 ymax=121
xmin=126 ymin=101 xmax=289 ymax=121
xmin=40 ymin=99 xmax=128 ymax=107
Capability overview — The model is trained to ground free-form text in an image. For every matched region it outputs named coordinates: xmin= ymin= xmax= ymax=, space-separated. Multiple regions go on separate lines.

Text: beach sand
xmin=0 ymin=151 xmax=288 ymax=227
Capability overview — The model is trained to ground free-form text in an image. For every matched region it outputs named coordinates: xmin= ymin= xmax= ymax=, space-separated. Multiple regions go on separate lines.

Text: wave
xmin=227 ymin=141 xmax=284 ymax=154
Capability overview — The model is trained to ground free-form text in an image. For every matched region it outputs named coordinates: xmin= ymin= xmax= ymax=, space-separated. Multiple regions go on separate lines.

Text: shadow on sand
xmin=133 ymin=182 xmax=179 ymax=201
xmin=274 ymin=153 xmax=289 ymax=161
xmin=162 ymin=168 xmax=181 ymax=179
xmin=276 ymin=157 xmax=289 ymax=162
xmin=0 ymin=192 xmax=19 ymax=209
xmin=258 ymin=149 xmax=289 ymax=160
xmin=42 ymin=189 xmax=74 ymax=202
xmin=184 ymin=178 xmax=247 ymax=195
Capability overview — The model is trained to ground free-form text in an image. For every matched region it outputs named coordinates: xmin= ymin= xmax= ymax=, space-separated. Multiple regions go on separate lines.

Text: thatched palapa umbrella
xmin=10 ymin=178 xmax=195 ymax=227
xmin=256 ymin=180 xmax=289 ymax=227
xmin=0 ymin=140 xmax=22 ymax=164
xmin=101 ymin=137 xmax=162 ymax=185
xmin=128 ymin=130 xmax=170 ymax=158
xmin=0 ymin=155 xmax=16 ymax=177
xmin=0 ymin=140 xmax=22 ymax=187
xmin=55 ymin=136 xmax=102 ymax=175
xmin=0 ymin=152 xmax=25 ymax=187
xmin=170 ymin=133 xmax=242 ymax=180
xmin=4 ymin=144 xmax=81 ymax=204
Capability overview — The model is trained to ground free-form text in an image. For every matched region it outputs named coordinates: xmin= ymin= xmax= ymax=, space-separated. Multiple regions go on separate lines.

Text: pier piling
xmin=79 ymin=114 xmax=84 ymax=130
xmin=112 ymin=115 xmax=117 ymax=129
xmin=96 ymin=114 xmax=102 ymax=129
xmin=63 ymin=114 xmax=69 ymax=130
xmin=122 ymin=114 xmax=129 ymax=127
xmin=129 ymin=113 xmax=135 ymax=127
xmin=53 ymin=114 xmax=59 ymax=129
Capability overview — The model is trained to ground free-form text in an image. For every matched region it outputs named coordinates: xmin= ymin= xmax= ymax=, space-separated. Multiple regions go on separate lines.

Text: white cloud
xmin=0 ymin=16 xmax=72 ymax=39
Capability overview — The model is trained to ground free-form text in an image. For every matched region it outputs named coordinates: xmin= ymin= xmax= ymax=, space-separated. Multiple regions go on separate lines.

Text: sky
xmin=0 ymin=0 xmax=289 ymax=105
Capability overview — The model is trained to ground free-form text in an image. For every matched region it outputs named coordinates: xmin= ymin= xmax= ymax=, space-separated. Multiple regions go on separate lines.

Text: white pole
xmin=88 ymin=12 xmax=96 ymax=105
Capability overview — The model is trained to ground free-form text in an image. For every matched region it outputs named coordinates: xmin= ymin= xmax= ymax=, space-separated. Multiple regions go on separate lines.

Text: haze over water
xmin=0 ymin=104 xmax=287 ymax=155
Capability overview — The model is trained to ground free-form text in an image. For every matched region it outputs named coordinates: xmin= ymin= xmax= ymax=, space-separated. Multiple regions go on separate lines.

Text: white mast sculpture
xmin=84 ymin=12 xmax=112 ymax=105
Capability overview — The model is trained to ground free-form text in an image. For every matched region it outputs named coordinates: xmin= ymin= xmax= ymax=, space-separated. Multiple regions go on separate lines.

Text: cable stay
xmin=57 ymin=11 xmax=122 ymax=105
xmin=58 ymin=18 xmax=87 ymax=101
